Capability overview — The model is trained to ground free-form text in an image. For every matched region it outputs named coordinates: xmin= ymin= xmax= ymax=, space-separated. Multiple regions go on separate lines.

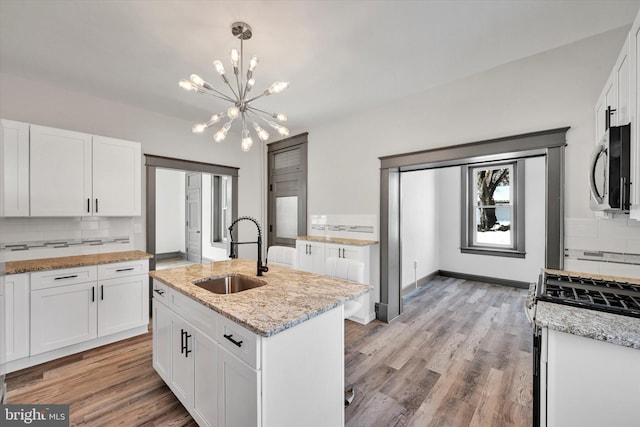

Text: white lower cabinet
xmin=6 ymin=260 xmax=149 ymax=372
xmin=217 ymin=346 xmax=259 ymax=427
xmin=97 ymin=274 xmax=148 ymax=337
xmin=31 ymin=281 xmax=98 ymax=355
xmin=2 ymin=273 xmax=30 ymax=362
xmin=153 ymin=283 xmax=344 ymax=427
xmin=296 ymin=240 xmax=326 ymax=275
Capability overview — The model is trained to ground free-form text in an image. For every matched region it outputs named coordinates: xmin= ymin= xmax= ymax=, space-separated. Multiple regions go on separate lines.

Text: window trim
xmin=211 ymin=175 xmax=232 ymax=246
xmin=460 ymin=159 xmax=526 ymax=258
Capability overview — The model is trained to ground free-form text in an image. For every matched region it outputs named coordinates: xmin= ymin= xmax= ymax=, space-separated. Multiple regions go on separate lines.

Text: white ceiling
xmin=2 ymin=0 xmax=640 ymax=137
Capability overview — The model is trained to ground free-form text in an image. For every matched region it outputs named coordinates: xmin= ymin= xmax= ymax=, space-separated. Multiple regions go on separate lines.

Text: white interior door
xmin=186 ymin=173 xmax=202 ymax=263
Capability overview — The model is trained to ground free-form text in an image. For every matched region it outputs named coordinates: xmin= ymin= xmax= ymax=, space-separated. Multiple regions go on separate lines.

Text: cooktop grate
xmin=537 ymin=273 xmax=640 ymax=318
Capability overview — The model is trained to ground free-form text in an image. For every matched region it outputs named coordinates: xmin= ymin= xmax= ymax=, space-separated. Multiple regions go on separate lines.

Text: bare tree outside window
xmin=473 ymin=164 xmax=513 ymax=247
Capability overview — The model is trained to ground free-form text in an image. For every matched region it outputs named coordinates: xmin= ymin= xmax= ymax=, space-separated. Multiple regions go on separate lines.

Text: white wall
xmin=400 ymin=169 xmax=439 ymax=290
xmin=155 ymin=169 xmax=185 ymax=255
xmin=307 ymin=27 xmax=631 ymax=282
xmin=437 ymin=157 xmax=546 ymax=283
xmin=0 ymin=73 xmax=265 ymax=260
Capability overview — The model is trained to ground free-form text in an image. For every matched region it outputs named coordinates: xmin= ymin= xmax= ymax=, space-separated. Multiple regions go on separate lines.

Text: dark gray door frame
xmin=145 ymin=154 xmax=239 ymax=272
xmin=377 ymin=127 xmax=569 ymax=323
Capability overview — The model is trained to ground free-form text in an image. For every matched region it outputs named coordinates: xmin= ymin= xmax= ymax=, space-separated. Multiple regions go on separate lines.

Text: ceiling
xmin=2 ymin=0 xmax=640 ymax=139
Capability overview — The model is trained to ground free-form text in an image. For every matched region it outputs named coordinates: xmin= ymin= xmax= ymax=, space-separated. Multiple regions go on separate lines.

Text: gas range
xmin=535 ymin=270 xmax=640 ymax=318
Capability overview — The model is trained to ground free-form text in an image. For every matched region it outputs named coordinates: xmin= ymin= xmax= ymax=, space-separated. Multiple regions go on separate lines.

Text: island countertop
xmin=5 ymin=250 xmax=153 ymax=274
xmin=149 ymin=258 xmax=372 ymax=337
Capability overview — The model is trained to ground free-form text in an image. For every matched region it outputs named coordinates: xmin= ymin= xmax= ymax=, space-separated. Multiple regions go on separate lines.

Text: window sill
xmin=460 ymin=247 xmax=526 ymax=259
xmin=209 ymin=241 xmax=229 ymax=249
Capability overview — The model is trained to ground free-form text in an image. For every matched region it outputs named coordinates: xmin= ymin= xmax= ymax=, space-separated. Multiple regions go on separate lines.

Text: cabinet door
xmin=97 ymin=274 xmax=148 ymax=337
xmin=0 ymin=119 xmax=30 ymax=216
xmin=31 ymin=282 xmax=97 ymax=355
xmin=92 ymin=136 xmax=141 ymax=216
xmin=2 ymin=274 xmax=30 ymax=362
xmin=296 ymin=240 xmax=326 ymax=275
xmin=631 ymin=16 xmax=640 ymax=219
xmin=615 ymin=35 xmax=631 ymax=126
xmin=193 ymin=330 xmax=217 ymax=427
xmin=170 ymin=316 xmax=194 ymax=410
xmin=152 ymin=301 xmax=172 ymax=383
xmin=325 ymin=243 xmax=365 ymax=262
xmin=217 ymin=346 xmax=259 ymax=427
xmin=30 ymin=125 xmax=92 ymax=216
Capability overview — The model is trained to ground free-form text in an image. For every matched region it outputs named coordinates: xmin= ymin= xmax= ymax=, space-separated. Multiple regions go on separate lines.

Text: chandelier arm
xmin=238 ymin=37 xmax=245 ymax=100
xmin=202 ymin=84 xmax=236 ymax=102
xmin=245 ymin=92 xmax=268 ymax=104
xmin=245 ymin=107 xmax=273 ymax=119
xmin=224 ymin=80 xmax=240 ymax=100
xmin=247 ymin=106 xmax=277 ymax=118
xmin=202 ymin=90 xmax=236 ymax=103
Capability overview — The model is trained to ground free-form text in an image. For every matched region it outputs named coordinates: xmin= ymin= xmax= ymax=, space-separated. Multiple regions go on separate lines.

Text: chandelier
xmin=179 ymin=22 xmax=290 ymax=151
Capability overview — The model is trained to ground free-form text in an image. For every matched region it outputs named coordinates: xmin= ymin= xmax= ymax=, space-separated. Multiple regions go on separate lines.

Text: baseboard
xmin=437 ymin=270 xmax=529 ymax=289
xmin=401 ymin=271 xmax=439 ymax=296
xmin=156 ymin=251 xmax=185 ymax=261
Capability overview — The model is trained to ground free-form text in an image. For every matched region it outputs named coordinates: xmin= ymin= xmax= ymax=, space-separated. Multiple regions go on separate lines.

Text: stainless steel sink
xmin=193 ymin=274 xmax=266 ymax=294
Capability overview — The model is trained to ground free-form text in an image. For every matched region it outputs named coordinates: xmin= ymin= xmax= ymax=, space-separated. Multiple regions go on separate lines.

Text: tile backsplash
xmin=0 ymin=217 xmax=135 ymax=262
xmin=564 ymin=216 xmax=640 ymax=278
xmin=309 ymin=214 xmax=378 ymax=241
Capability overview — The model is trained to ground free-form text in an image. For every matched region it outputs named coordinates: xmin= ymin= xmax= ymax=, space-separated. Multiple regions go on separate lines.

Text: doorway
xmin=377 ymin=128 xmax=568 ymax=322
xmin=145 ymin=155 xmax=239 ymax=272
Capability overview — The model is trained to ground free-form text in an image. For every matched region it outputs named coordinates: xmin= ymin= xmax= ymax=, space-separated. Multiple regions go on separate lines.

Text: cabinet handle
xmin=101 ymin=284 xmax=104 ymax=301
xmin=95 ymin=198 xmax=99 ymax=213
xmin=153 ymin=288 xmax=165 ymax=296
xmin=116 ymin=267 xmax=135 ymax=272
xmin=184 ymin=332 xmax=192 ymax=357
xmin=180 ymin=329 xmax=186 ymax=354
xmin=223 ymin=333 xmax=243 ymax=348
xmin=87 ymin=198 xmax=90 ymax=213
xmin=309 ymin=245 xmax=312 ymax=255
xmin=91 ymin=286 xmax=95 ymax=302
xmin=54 ymin=274 xmax=78 ymax=280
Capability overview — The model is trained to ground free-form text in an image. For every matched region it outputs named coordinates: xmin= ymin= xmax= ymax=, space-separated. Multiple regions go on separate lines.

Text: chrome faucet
xmin=228 ymin=216 xmax=269 ymax=276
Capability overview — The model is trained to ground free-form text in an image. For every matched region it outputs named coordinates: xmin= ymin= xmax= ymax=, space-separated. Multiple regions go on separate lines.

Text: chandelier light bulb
xmin=227 ymin=106 xmax=240 ymax=119
xmin=247 ymin=78 xmax=255 ymax=91
xmin=230 ymin=49 xmax=240 ymax=68
xmin=277 ymin=125 xmax=290 ymax=137
xmin=241 ymin=130 xmax=254 ymax=152
xmin=209 ymin=113 xmax=223 ymax=124
xmin=192 ymin=123 xmax=206 ymax=134
xmin=214 ymin=121 xmax=232 ymax=143
xmin=275 ymin=113 xmax=288 ymax=122
xmin=252 ymin=122 xmax=269 ymax=141
xmin=267 ymin=81 xmax=289 ymax=94
xmin=213 ymin=60 xmax=226 ymax=76
xmin=189 ymin=74 xmax=205 ymax=87
xmin=249 ymin=56 xmax=259 ymax=72
xmin=179 ymin=79 xmax=197 ymax=92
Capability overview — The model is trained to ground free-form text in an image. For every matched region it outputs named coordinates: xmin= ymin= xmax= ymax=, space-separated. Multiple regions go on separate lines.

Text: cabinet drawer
xmin=218 ymin=315 xmax=261 ymax=369
xmin=98 ymin=260 xmax=148 ymax=280
xmin=169 ymin=288 xmax=218 ymax=340
xmin=31 ymin=265 xmax=97 ymax=290
xmin=152 ymin=279 xmax=169 ymax=303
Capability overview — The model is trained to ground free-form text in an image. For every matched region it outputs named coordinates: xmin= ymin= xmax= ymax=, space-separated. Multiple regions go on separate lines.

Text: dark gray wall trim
xmin=380 ymin=127 xmax=569 ymax=170
xmin=145 ymin=154 xmax=239 ymax=177
xmin=379 ymin=167 xmax=401 ymax=322
xmin=438 ymin=270 xmax=530 ymax=289
xmin=267 ymin=132 xmax=309 ymax=151
xmin=546 ymin=146 xmax=564 ymax=270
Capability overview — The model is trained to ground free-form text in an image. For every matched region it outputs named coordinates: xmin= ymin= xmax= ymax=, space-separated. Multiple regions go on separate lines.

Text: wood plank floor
xmin=6 ymin=276 xmax=532 ymax=426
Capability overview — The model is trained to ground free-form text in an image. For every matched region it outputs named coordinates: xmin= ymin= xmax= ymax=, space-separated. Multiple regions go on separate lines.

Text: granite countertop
xmin=297 ymin=235 xmax=379 ymax=246
xmin=149 ymin=258 xmax=372 ymax=337
xmin=5 ymin=250 xmax=153 ymax=274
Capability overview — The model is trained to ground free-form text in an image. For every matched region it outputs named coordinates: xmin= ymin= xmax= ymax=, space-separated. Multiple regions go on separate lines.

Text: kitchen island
xmin=149 ymin=258 xmax=371 ymax=427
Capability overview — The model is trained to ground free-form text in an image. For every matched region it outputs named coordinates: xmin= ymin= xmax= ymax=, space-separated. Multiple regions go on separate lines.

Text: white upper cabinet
xmin=30 ymin=125 xmax=93 ymax=216
xmin=615 ymin=35 xmax=631 ymax=127
xmin=92 ymin=136 xmax=141 ymax=216
xmin=0 ymin=119 xmax=30 ymax=216
xmin=28 ymin=124 xmax=141 ymax=217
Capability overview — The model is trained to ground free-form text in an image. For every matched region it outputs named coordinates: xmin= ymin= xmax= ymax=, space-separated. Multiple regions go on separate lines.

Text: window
xmin=212 ymin=175 xmax=232 ymax=244
xmin=461 ymin=159 xmax=525 ymax=257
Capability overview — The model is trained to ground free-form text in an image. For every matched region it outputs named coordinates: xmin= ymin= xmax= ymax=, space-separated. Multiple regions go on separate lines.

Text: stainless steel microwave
xmin=589 ymin=124 xmax=631 ymax=211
